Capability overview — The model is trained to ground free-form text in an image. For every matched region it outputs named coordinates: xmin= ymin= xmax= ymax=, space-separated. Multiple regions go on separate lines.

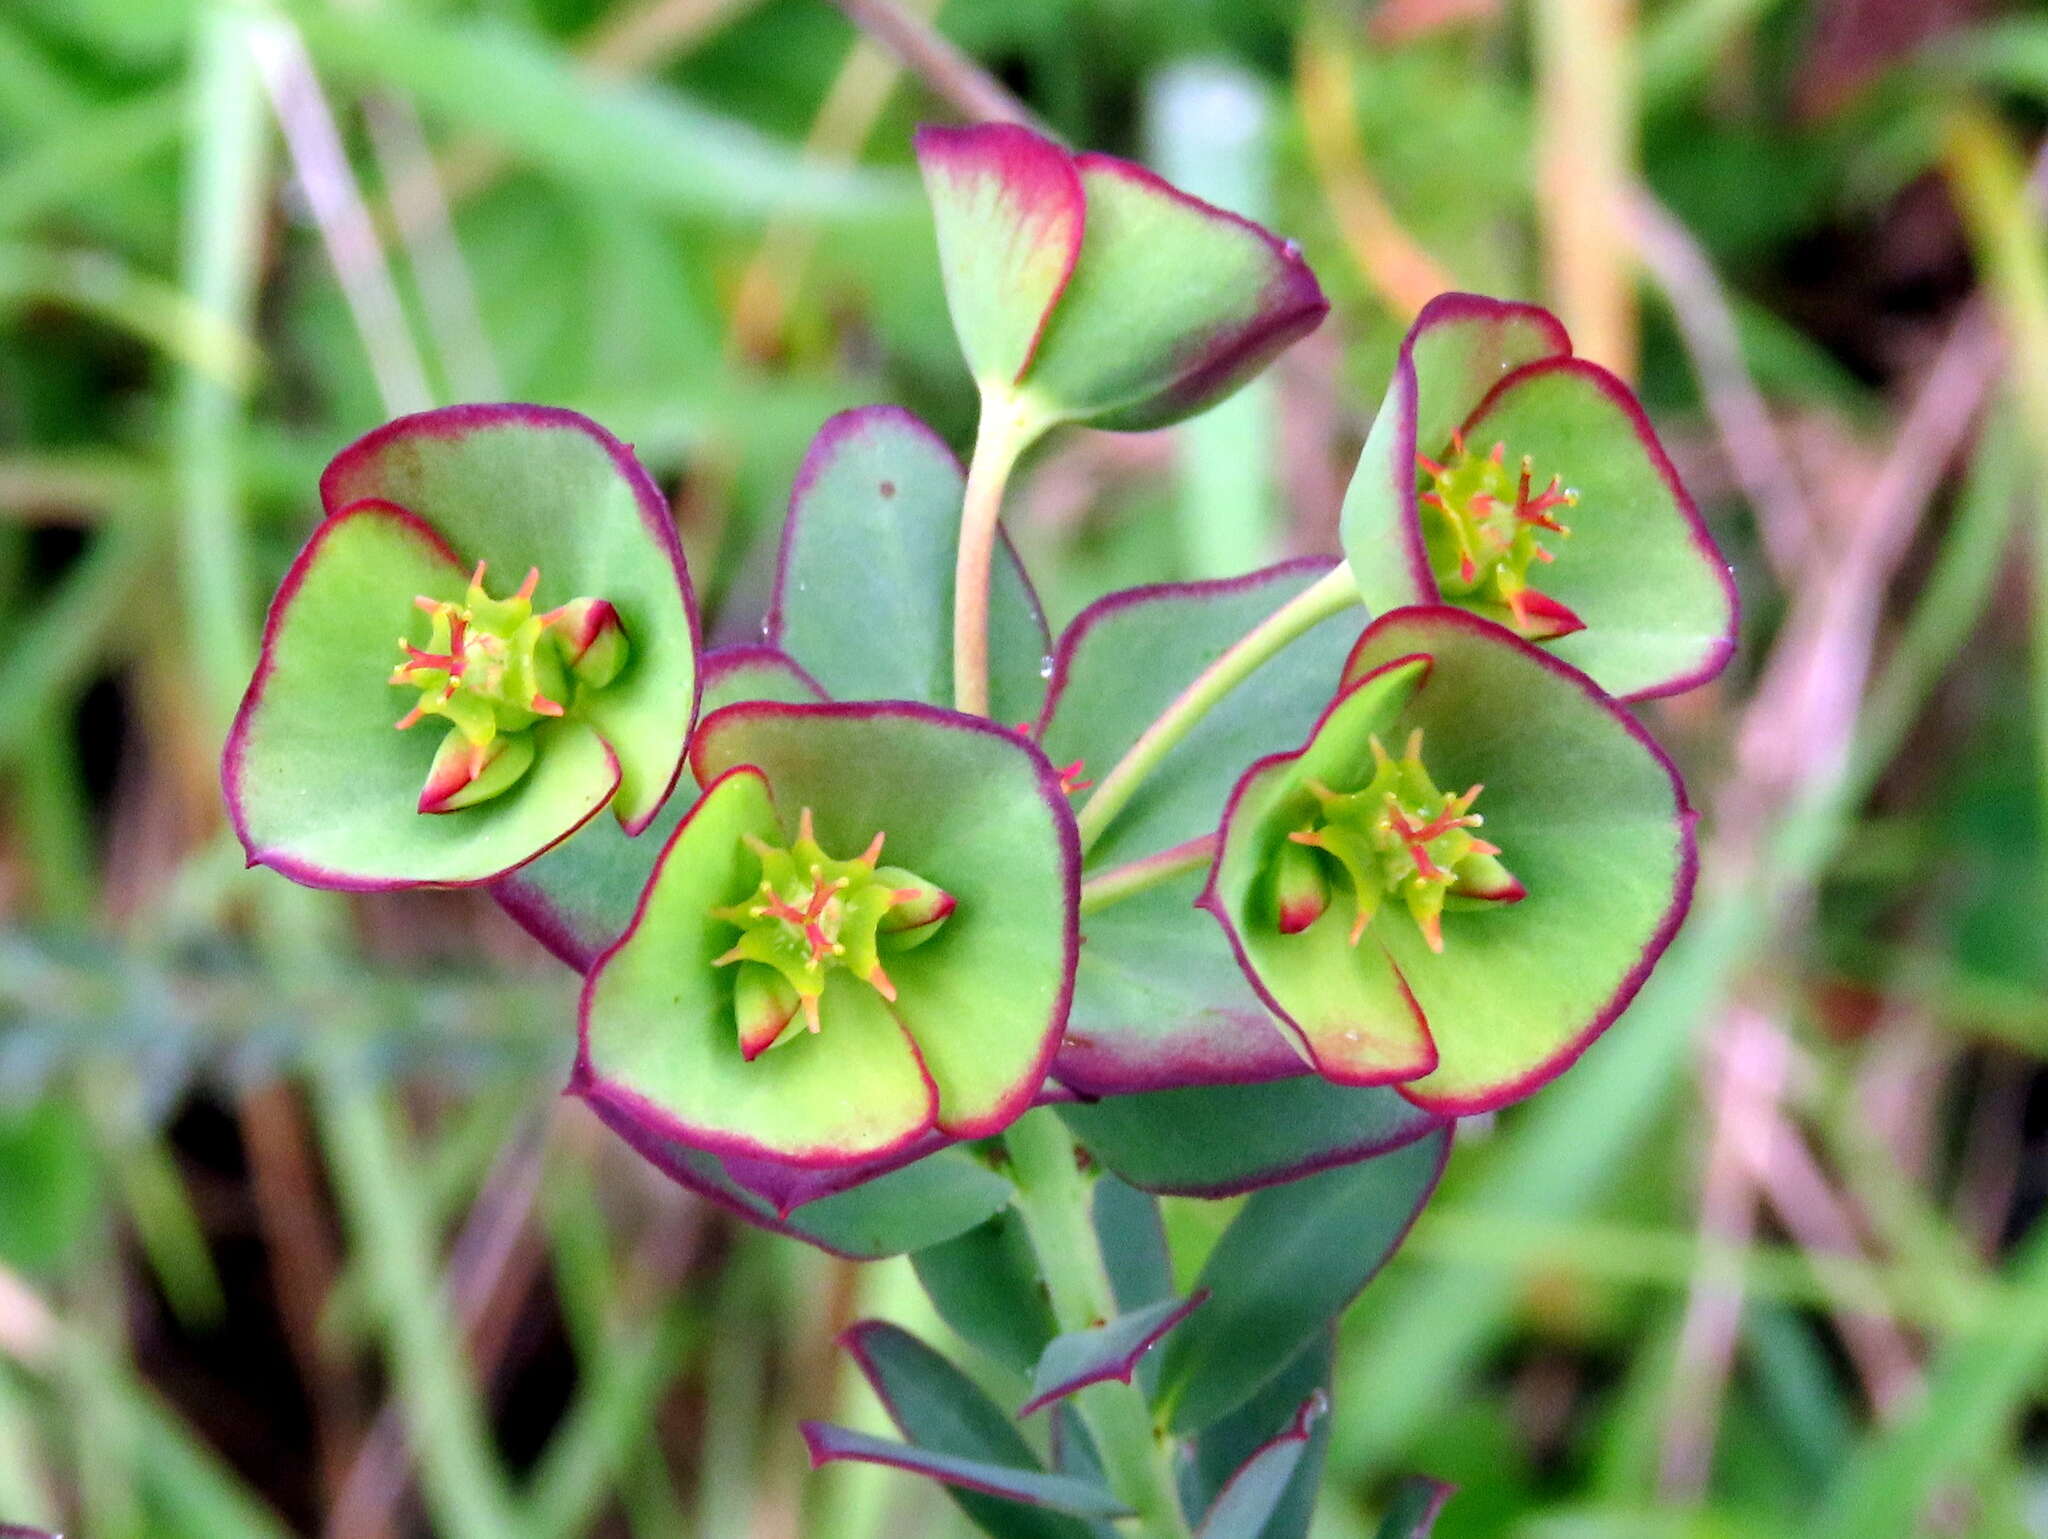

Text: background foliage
xmin=4 ymin=0 xmax=2048 ymax=1534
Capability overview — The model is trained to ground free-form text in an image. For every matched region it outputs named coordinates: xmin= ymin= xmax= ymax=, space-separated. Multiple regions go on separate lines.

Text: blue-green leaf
xmin=1159 ymin=1127 xmax=1451 ymax=1433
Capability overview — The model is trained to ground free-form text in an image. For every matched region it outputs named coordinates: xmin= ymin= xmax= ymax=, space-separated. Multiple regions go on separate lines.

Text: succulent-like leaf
xmin=801 ymin=1425 xmax=1130 ymax=1521
xmin=917 ymin=123 xmax=1326 ymax=432
xmin=1094 ymin=1174 xmax=1175 ymax=1395
xmin=842 ymin=1321 xmax=1118 ymax=1537
xmin=584 ymin=1100 xmax=1009 ymax=1259
xmin=1374 ymin=1478 xmax=1454 ymax=1538
xmin=493 ymin=644 xmax=824 ymax=968
xmin=688 ymin=701 xmax=1080 ymax=1142
xmin=227 ymin=501 xmax=622 ymax=889
xmin=1191 ymin=1393 xmax=1327 ymax=1539
xmin=1022 ymin=154 xmax=1327 ymax=431
xmin=1334 ymin=608 xmax=1697 ymax=1112
xmin=320 ymin=403 xmax=699 ymax=829
xmin=1206 ymin=608 xmax=1697 ymax=1113
xmin=1059 ymin=870 xmax=1308 ymax=1097
xmin=768 ymin=405 xmax=1051 ymax=725
xmin=911 ymin=1209 xmax=1060 ymax=1376
xmin=577 ymin=767 xmax=941 ymax=1165
xmin=1018 ymin=1293 xmax=1208 ymax=1417
xmin=1041 ymin=560 xmax=1359 ymax=867
xmin=1040 ymin=563 xmax=1364 ymax=1096
xmin=915 ymin=123 xmax=1084 ymax=388
xmin=1158 ymin=1126 xmax=1450 ymax=1435
xmin=1094 ymin=1175 xmax=1172 ymax=1311
xmin=1188 ymin=1333 xmax=1335 ymax=1539
xmin=1339 ymin=293 xmax=1736 ymax=701
xmin=1059 ymin=1075 xmax=1442 ymax=1199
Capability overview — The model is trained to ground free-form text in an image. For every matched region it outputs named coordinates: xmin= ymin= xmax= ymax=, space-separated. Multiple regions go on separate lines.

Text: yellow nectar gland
xmin=1282 ymin=728 xmax=1522 ymax=954
xmin=1416 ymin=431 xmax=1583 ymax=641
xmin=709 ymin=810 xmax=954 ymax=1061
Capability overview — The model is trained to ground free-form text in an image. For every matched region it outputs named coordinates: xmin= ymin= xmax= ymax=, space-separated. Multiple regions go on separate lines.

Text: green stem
xmin=951 ymin=389 xmax=1039 ymax=716
xmin=1077 ymin=561 xmax=1361 ymax=853
xmin=1002 ymin=1109 xmax=1191 ymax=1539
xmin=1079 ymin=834 xmax=1217 ymax=915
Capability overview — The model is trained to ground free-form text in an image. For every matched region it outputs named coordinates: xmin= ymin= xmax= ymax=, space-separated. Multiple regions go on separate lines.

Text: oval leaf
xmin=1042 ymin=560 xmax=1358 ymax=869
xmin=769 ymin=405 xmax=1051 ymax=725
xmin=1021 ymin=153 xmax=1327 ymax=431
xmin=1159 ymin=1126 xmax=1452 ymax=1434
xmin=576 ymin=767 xmax=942 ymax=1165
xmin=1060 ymin=1075 xmax=1442 ymax=1199
xmin=690 ymin=701 xmax=1080 ymax=1141
xmin=227 ymin=501 xmax=622 ymax=889
xmin=916 ymin=123 xmax=1084 ymax=388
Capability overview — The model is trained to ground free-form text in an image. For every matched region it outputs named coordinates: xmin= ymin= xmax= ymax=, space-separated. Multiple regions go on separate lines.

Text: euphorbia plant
xmin=224 ymin=118 xmax=1735 ymax=1539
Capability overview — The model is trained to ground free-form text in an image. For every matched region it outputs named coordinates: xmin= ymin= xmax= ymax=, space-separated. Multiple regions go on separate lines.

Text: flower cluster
xmin=224 ymin=121 xmax=1732 ymax=1227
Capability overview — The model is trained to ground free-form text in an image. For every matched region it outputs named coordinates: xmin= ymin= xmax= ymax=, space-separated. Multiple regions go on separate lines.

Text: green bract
xmin=575 ymin=700 xmax=1079 ymax=1164
xmin=1203 ymin=606 xmax=1697 ymax=1113
xmin=226 ymin=405 xmax=698 ymax=889
xmin=1339 ymin=293 xmax=1737 ymax=701
xmin=915 ymin=122 xmax=1327 ymax=435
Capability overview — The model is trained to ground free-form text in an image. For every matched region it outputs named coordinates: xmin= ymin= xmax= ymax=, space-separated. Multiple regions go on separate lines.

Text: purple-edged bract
xmin=225 ymin=404 xmax=698 ymax=889
xmin=916 ymin=121 xmax=1329 ymax=431
xmin=1340 ymin=293 xmax=1738 ymax=702
xmin=1203 ymin=605 xmax=1698 ymax=1115
xmin=575 ymin=700 xmax=1080 ymax=1165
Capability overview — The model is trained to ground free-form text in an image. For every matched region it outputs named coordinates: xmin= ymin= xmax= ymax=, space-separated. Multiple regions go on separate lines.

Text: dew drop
xmin=1282 ymin=238 xmax=1302 ymax=260
xmin=1038 ymin=656 xmax=1055 ymax=679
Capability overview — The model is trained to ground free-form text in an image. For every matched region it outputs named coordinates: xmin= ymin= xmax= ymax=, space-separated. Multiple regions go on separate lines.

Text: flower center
xmin=1416 ymin=432 xmax=1581 ymax=640
xmin=389 ymin=561 xmax=627 ymax=814
xmin=1279 ymin=728 xmax=1520 ymax=954
xmin=710 ymin=809 xmax=954 ymax=1060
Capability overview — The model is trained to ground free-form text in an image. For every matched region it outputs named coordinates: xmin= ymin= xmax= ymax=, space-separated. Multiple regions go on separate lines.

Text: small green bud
xmin=418 ymin=726 xmax=535 ymax=814
xmin=1270 ymin=837 xmax=1330 ymax=935
xmin=544 ymin=597 xmax=629 ymax=690
xmin=733 ymin=962 xmax=805 ymax=1062
xmin=874 ymin=866 xmax=956 ymax=950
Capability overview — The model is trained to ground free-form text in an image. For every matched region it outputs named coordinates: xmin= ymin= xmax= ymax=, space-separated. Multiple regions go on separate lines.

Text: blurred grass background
xmin=4 ymin=0 xmax=2048 ymax=1534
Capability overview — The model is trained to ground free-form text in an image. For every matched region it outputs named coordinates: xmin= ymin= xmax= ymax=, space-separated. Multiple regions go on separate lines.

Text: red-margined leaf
xmin=1374 ymin=1478 xmax=1454 ymax=1537
xmin=1158 ymin=1126 xmax=1452 ymax=1434
xmin=1192 ymin=1393 xmax=1327 ymax=1539
xmin=1188 ymin=1332 xmax=1335 ymax=1539
xmin=768 ymin=404 xmax=1050 ymax=725
xmin=800 ymin=1425 xmax=1131 ymax=1519
xmin=494 ymin=643 xmax=823 ymax=968
xmin=839 ymin=1320 xmax=1118 ymax=1538
xmin=1060 ymin=1076 xmax=1441 ymax=1199
xmin=1017 ymin=1292 xmax=1208 ymax=1417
